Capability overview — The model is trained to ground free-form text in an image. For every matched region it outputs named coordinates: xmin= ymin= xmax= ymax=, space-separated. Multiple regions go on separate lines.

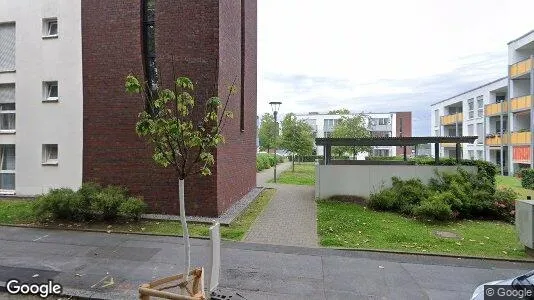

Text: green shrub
xmin=32 ymin=188 xmax=89 ymax=222
xmin=78 ymin=182 xmax=102 ymax=203
xmin=413 ymin=195 xmax=453 ymax=221
xmin=268 ymin=155 xmax=277 ymax=167
xmin=491 ymin=188 xmax=517 ymax=222
xmin=256 ymin=154 xmax=271 ymax=171
xmin=91 ymin=186 xmax=129 ymax=221
xmin=521 ymin=169 xmax=534 ymax=190
xmin=368 ymin=189 xmax=397 ymax=211
xmin=118 ymin=197 xmax=147 ymax=220
xmin=276 ymin=154 xmax=284 ymax=164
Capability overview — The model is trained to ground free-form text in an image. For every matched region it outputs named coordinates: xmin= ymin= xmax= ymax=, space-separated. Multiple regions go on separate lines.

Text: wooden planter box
xmin=139 ymin=268 xmax=206 ymax=300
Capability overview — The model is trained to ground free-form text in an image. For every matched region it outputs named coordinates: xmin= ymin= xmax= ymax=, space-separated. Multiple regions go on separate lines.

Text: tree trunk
xmin=292 ymin=154 xmax=295 ymax=172
xmin=179 ymin=179 xmax=191 ymax=282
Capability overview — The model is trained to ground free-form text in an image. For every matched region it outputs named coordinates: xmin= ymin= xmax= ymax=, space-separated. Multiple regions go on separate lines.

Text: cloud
xmin=258 ymin=51 xmax=508 ymax=136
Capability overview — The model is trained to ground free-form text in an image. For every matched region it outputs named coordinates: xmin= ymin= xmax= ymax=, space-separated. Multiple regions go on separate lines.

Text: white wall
xmin=508 ymin=30 xmax=534 ymax=64
xmin=0 ymin=0 xmax=83 ymax=195
xmin=315 ymin=164 xmax=477 ymax=199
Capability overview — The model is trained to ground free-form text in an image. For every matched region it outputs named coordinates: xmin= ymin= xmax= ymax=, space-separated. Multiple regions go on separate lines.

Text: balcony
xmin=513 ymin=146 xmax=531 ymax=163
xmin=511 ymin=131 xmax=531 ymax=145
xmin=440 ymin=113 xmax=463 ymax=126
xmin=485 ymin=101 xmax=508 ymax=117
xmin=369 ymin=124 xmax=392 ymax=131
xmin=510 ymin=57 xmax=532 ymax=78
xmin=486 ymin=134 xmax=509 ymax=146
xmin=510 ymin=95 xmax=532 ymax=112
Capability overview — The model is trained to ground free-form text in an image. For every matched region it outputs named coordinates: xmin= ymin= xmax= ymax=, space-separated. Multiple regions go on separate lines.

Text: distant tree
xmin=328 ymin=108 xmax=351 ymax=115
xmin=332 ymin=115 xmax=371 ymax=159
xmin=280 ymin=113 xmax=314 ymax=171
xmin=258 ymin=113 xmax=278 ymax=153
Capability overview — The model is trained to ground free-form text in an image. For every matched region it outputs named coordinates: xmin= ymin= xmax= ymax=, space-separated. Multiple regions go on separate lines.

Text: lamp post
xmin=269 ymin=101 xmax=282 ymax=183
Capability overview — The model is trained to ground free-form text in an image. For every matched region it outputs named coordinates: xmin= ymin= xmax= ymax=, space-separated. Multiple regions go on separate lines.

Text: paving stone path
xmin=247 ymin=162 xmax=318 ymax=247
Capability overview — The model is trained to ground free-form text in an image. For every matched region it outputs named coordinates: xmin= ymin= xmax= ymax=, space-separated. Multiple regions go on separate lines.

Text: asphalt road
xmin=1 ymin=226 xmax=534 ymax=299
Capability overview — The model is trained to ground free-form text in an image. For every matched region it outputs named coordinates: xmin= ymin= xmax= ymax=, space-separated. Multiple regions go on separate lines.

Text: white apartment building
xmin=431 ymin=29 xmax=534 ymax=176
xmin=295 ymin=112 xmax=412 ymax=158
xmin=430 ymin=77 xmax=508 ymax=162
xmin=0 ymin=0 xmax=83 ymax=195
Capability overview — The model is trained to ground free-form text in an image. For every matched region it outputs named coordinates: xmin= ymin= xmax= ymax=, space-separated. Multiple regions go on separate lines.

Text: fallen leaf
xmin=378 ymin=266 xmax=384 ymax=269
xmin=106 ymin=230 xmax=111 ymax=234
xmin=32 ymin=274 xmax=39 ymax=278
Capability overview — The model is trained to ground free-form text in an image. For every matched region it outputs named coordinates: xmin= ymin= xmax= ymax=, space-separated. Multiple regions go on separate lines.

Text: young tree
xmin=258 ymin=113 xmax=278 ymax=153
xmin=328 ymin=108 xmax=351 ymax=115
xmin=125 ymin=74 xmax=234 ymax=286
xmin=332 ymin=115 xmax=371 ymax=159
xmin=280 ymin=113 xmax=314 ymax=171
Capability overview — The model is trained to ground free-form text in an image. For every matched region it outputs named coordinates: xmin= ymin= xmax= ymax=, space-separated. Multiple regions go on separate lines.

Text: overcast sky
xmin=257 ymin=0 xmax=534 ymax=135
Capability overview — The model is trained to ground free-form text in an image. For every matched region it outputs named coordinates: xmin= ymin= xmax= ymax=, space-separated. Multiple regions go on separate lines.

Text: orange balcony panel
xmin=511 ymin=131 xmax=531 ymax=144
xmin=513 ymin=146 xmax=531 ymax=163
xmin=486 ymin=134 xmax=509 ymax=146
xmin=510 ymin=58 xmax=533 ymax=78
xmin=485 ymin=102 xmax=508 ymax=116
xmin=441 ymin=113 xmax=463 ymax=125
xmin=510 ymin=95 xmax=532 ymax=111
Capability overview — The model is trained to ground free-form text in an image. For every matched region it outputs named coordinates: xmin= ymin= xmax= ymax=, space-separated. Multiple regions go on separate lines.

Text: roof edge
xmin=430 ymin=76 xmax=508 ymax=106
xmin=507 ymin=29 xmax=534 ymax=45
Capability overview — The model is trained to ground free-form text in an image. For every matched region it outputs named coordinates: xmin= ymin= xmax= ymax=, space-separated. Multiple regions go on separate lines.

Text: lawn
xmin=0 ymin=188 xmax=275 ymax=241
xmin=271 ymin=163 xmax=315 ymax=185
xmin=496 ymin=175 xmax=534 ymax=199
xmin=317 ymin=200 xmax=527 ymax=260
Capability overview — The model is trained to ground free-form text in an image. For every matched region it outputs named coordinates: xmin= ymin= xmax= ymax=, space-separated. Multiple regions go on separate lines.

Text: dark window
xmin=143 ymin=0 xmax=158 ymax=92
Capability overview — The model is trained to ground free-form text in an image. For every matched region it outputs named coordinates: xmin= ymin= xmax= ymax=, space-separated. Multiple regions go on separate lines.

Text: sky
xmin=257 ymin=0 xmax=534 ymax=136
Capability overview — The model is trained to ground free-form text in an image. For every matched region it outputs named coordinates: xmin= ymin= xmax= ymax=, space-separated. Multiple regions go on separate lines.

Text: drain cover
xmin=210 ymin=291 xmax=234 ymax=299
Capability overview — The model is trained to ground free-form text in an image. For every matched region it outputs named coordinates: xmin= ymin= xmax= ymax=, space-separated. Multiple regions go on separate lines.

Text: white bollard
xmin=208 ymin=222 xmax=221 ymax=292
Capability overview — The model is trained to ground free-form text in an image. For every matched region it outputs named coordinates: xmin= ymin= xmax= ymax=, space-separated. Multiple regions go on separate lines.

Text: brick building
xmin=0 ymin=0 xmax=257 ymax=217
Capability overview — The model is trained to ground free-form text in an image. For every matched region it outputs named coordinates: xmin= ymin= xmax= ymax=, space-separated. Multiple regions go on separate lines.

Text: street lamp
xmin=269 ymin=101 xmax=282 ymax=183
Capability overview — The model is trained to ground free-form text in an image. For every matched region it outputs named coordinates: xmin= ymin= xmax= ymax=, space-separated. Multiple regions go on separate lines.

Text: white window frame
xmin=468 ymin=99 xmax=474 ymax=119
xmin=43 ymin=81 xmax=59 ymax=102
xmin=0 ymin=144 xmax=15 ymax=194
xmin=477 ymin=96 xmax=484 ymax=118
xmin=42 ymin=18 xmax=58 ymax=39
xmin=42 ymin=144 xmax=58 ymax=165
xmin=0 ymin=84 xmax=15 ymax=133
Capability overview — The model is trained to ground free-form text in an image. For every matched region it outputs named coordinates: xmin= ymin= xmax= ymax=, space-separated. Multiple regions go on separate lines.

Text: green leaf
xmin=125 ymin=75 xmax=141 ymax=94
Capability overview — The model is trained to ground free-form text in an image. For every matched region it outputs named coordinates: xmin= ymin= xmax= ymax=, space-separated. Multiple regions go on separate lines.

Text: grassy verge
xmin=496 ymin=175 xmax=534 ymax=199
xmin=0 ymin=189 xmax=275 ymax=241
xmin=317 ymin=199 xmax=527 ymax=260
xmin=271 ymin=163 xmax=315 ymax=185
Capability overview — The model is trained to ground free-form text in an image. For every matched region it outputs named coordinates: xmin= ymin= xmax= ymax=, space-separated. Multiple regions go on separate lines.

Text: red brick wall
xmin=395 ymin=112 xmax=412 ymax=156
xmin=81 ymin=0 xmax=257 ymax=217
xmin=216 ymin=0 xmax=258 ymax=213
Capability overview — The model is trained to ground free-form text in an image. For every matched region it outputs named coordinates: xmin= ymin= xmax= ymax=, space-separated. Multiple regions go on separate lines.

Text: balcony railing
xmin=486 ymin=134 xmax=509 ymax=146
xmin=485 ymin=101 xmax=508 ymax=116
xmin=510 ymin=57 xmax=532 ymax=78
xmin=510 ymin=95 xmax=532 ymax=111
xmin=440 ymin=113 xmax=463 ymax=126
xmin=511 ymin=131 xmax=531 ymax=144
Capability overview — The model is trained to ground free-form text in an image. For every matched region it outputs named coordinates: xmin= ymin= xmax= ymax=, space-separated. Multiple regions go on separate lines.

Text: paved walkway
xmin=248 ymin=162 xmax=318 ymax=247
xmin=1 ymin=227 xmax=534 ymax=300
xmin=256 ymin=161 xmax=292 ymax=186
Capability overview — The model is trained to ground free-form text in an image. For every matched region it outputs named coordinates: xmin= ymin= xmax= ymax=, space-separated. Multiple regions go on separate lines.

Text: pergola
xmin=315 ymin=136 xmax=478 ymax=165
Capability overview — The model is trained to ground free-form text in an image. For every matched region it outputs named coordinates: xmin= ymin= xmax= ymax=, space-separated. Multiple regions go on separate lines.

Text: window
xmin=43 ymin=18 xmax=58 ymax=38
xmin=0 ymin=145 xmax=15 ymax=192
xmin=468 ymin=124 xmax=474 ymax=136
xmin=477 ymin=150 xmax=483 ymax=160
xmin=378 ymin=118 xmax=389 ymax=125
xmin=0 ymin=84 xmax=15 ymax=132
xmin=468 ymin=150 xmax=474 ymax=160
xmin=43 ymin=81 xmax=58 ymax=102
xmin=434 ymin=129 xmax=439 ymax=137
xmin=496 ymin=119 xmax=508 ymax=134
xmin=42 ymin=144 xmax=58 ymax=165
xmin=477 ymin=96 xmax=483 ymax=118
xmin=476 ymin=123 xmax=483 ymax=144
xmin=468 ymin=99 xmax=474 ymax=119
xmin=434 ymin=109 xmax=439 ymax=126
xmin=0 ymin=23 xmax=16 ymax=72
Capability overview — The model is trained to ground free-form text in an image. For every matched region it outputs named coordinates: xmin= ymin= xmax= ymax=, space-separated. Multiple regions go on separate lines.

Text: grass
xmin=496 ymin=175 xmax=534 ymax=199
xmin=271 ymin=163 xmax=316 ymax=185
xmin=0 ymin=188 xmax=276 ymax=241
xmin=317 ymin=199 xmax=527 ymax=260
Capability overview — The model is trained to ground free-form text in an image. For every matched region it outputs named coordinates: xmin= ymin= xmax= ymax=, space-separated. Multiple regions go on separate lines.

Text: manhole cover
xmin=434 ymin=231 xmax=460 ymax=239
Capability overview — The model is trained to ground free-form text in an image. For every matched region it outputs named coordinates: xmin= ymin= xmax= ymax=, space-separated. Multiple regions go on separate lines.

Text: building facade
xmin=431 ymin=29 xmax=534 ymax=176
xmin=295 ymin=112 xmax=412 ymax=158
xmin=0 ymin=0 xmax=258 ymax=217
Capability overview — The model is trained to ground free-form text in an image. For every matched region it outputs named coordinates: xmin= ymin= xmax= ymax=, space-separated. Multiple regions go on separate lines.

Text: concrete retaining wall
xmin=315 ymin=164 xmax=477 ymax=199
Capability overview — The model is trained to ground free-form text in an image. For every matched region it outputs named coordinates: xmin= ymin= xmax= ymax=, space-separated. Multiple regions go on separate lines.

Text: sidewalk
xmin=1 ymin=226 xmax=534 ymax=299
xmin=256 ymin=161 xmax=292 ymax=186
xmin=250 ymin=161 xmax=317 ymax=247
